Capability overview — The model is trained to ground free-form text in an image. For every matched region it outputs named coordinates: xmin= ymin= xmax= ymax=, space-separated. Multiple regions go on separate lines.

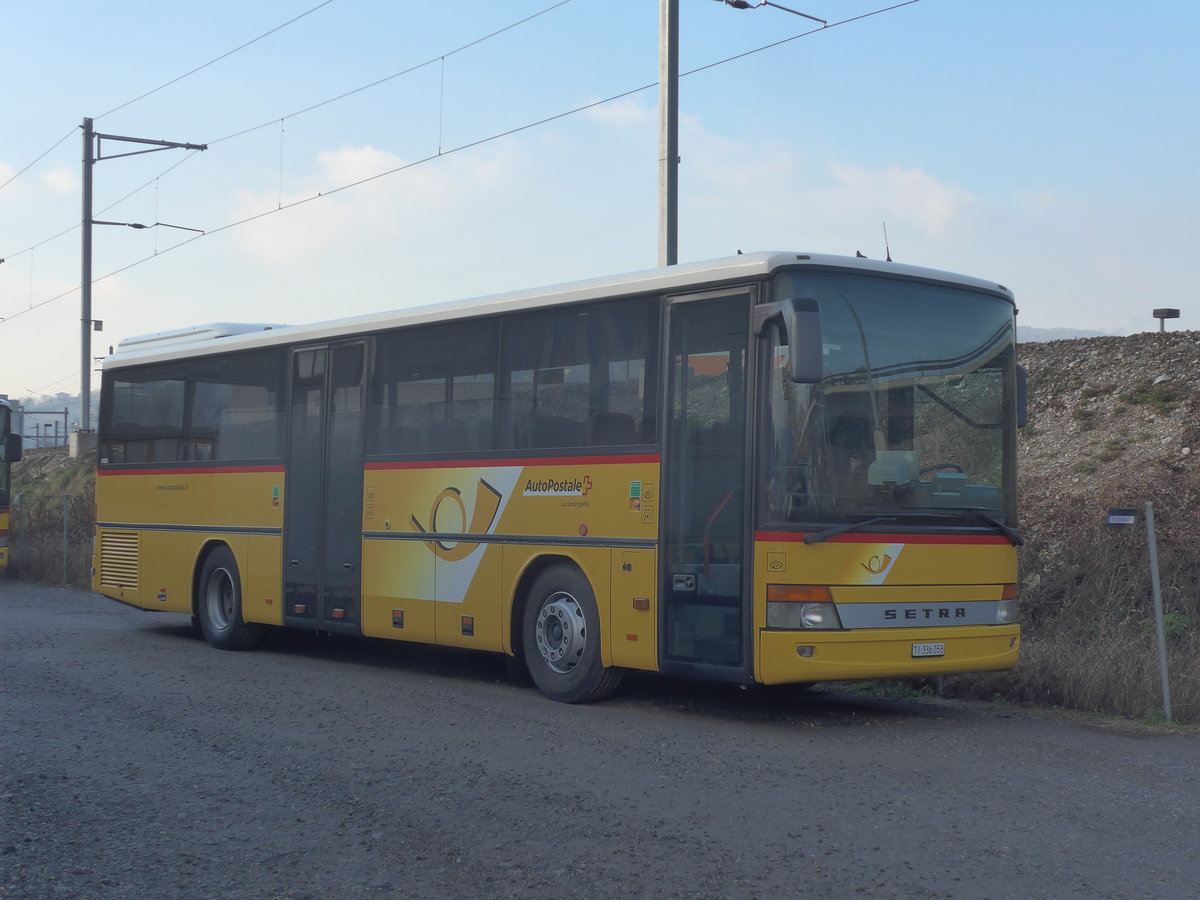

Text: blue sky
xmin=1 ymin=0 xmax=1196 ymax=402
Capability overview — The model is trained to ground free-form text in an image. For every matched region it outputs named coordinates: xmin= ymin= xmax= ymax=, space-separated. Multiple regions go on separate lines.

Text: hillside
xmin=1000 ymin=330 xmax=1200 ymax=722
xmin=1019 ymin=330 xmax=1199 ymax=497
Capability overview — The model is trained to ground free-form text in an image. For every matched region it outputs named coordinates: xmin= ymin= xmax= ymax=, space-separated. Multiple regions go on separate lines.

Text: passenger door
xmin=660 ymin=289 xmax=753 ymax=681
xmin=283 ymin=341 xmax=366 ymax=634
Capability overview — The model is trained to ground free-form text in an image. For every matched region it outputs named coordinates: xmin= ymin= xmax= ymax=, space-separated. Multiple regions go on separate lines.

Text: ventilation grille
xmin=100 ymin=531 xmax=139 ymax=590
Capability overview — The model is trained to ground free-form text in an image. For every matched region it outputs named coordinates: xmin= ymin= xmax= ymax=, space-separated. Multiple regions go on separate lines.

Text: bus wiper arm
xmin=965 ymin=508 xmax=1024 ymax=546
xmin=803 ymin=516 xmax=897 ymax=545
xmin=802 ymin=511 xmax=962 ymax=545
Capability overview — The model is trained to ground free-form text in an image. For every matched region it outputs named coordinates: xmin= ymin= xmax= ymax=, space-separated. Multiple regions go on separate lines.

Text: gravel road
xmin=2 ymin=580 xmax=1197 ymax=899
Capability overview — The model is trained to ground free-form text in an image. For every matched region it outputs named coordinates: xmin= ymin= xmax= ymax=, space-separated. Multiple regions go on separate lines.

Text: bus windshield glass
xmin=761 ymin=270 xmax=1017 ymax=530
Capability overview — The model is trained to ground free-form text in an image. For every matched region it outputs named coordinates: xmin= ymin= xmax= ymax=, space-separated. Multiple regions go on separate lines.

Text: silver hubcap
xmin=204 ymin=567 xmax=235 ymax=631
xmin=534 ymin=592 xmax=588 ymax=674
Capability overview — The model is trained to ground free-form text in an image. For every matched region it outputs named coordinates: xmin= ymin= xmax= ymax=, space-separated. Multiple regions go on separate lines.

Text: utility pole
xmin=661 ymin=2 xmax=825 ymax=268
xmin=659 ymin=0 xmax=679 ymax=267
xmin=80 ymin=117 xmax=207 ymax=432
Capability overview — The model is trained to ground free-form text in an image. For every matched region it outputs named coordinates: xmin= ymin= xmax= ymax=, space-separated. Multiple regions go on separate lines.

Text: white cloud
xmin=818 ymin=163 xmax=973 ymax=239
xmin=676 ymin=117 xmax=975 ymax=259
xmin=230 ymin=143 xmax=521 ymax=266
xmin=582 ymin=97 xmax=655 ymax=129
xmin=41 ymin=166 xmax=76 ymax=194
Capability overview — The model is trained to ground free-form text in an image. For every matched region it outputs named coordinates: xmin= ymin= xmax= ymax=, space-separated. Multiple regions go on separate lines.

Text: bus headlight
xmin=995 ymin=600 xmax=1019 ymax=624
xmin=767 ymin=586 xmax=843 ymax=629
xmin=995 ymin=584 xmax=1019 ymax=624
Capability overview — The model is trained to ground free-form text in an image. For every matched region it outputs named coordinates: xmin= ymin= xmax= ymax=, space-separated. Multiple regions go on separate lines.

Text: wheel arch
xmin=508 ymin=552 xmax=578 ymax=660
xmin=191 ymin=539 xmax=229 ymax=618
xmin=190 ymin=537 xmax=247 ymax=618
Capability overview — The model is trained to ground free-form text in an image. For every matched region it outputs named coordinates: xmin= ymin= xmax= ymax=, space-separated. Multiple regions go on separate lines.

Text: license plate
xmin=912 ymin=641 xmax=945 ymax=658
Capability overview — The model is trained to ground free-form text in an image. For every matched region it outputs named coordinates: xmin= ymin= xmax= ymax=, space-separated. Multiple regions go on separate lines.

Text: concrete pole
xmin=658 ymin=0 xmax=679 ymax=267
xmin=80 ymin=117 xmax=94 ymax=433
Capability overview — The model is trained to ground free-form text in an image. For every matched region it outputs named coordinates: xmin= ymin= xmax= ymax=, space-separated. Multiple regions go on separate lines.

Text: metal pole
xmin=81 ymin=117 xmax=95 ymax=433
xmin=1144 ymin=501 xmax=1172 ymax=723
xmin=62 ymin=495 xmax=70 ymax=584
xmin=658 ymin=0 xmax=679 ymax=267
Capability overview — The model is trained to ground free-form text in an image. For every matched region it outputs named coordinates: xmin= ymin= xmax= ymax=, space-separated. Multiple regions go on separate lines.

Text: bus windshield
xmin=761 ymin=270 xmax=1018 ymax=530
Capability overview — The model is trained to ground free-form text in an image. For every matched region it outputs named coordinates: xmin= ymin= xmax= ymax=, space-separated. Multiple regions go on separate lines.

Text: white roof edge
xmin=116 ymin=322 xmax=287 ymax=353
xmin=102 ymin=252 xmax=1013 ymax=370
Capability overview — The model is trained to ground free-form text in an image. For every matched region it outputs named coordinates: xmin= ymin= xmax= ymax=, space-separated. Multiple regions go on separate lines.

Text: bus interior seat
xmin=531 ymin=415 xmax=583 ymax=449
xmin=390 ymin=424 xmax=424 ymax=453
xmin=427 ymin=419 xmax=469 ymax=452
xmin=589 ymin=411 xmax=637 ymax=446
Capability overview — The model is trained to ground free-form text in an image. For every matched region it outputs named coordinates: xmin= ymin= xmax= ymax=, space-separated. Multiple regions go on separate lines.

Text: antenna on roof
xmin=883 ymin=222 xmax=892 ymax=262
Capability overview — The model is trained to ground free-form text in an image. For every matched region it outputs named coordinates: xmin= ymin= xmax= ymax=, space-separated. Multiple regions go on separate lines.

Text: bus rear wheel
xmin=522 ymin=565 xmax=622 ymax=704
xmin=196 ymin=545 xmax=264 ymax=651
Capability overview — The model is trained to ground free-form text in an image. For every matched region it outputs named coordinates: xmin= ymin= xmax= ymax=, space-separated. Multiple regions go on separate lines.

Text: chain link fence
xmin=7 ymin=494 xmax=93 ymax=588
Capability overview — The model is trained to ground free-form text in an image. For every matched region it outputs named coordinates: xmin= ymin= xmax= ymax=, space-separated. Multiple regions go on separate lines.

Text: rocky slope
xmin=1017 ymin=329 xmax=1200 ymax=542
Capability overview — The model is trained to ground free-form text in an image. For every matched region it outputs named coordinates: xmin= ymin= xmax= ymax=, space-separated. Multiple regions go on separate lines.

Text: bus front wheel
xmin=522 ymin=565 xmax=623 ymax=704
xmin=196 ymin=546 xmax=264 ymax=651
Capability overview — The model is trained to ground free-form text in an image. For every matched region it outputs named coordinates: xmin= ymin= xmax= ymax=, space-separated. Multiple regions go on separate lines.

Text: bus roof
xmin=103 ymin=251 xmax=1014 ymax=370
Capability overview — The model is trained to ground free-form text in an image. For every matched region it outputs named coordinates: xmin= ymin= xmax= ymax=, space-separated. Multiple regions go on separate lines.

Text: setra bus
xmin=93 ymin=252 xmax=1023 ymax=702
xmin=0 ymin=397 xmax=22 ymax=574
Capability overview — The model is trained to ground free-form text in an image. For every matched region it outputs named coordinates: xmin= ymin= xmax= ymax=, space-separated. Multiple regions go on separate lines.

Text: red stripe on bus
xmin=98 ymin=465 xmax=285 ymax=477
xmin=755 ymin=530 xmax=1011 ymax=545
xmin=365 ymin=454 xmax=661 ymax=471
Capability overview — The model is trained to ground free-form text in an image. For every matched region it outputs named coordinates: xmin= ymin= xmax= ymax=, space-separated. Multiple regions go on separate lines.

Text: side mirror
xmin=5 ymin=433 xmax=21 ymax=463
xmin=785 ymin=298 xmax=822 ymax=384
xmin=753 ymin=297 xmax=822 ymax=383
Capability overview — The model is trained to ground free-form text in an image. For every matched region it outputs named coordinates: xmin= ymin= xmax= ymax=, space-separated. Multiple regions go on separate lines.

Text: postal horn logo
xmin=410 ymin=479 xmax=502 ymax=561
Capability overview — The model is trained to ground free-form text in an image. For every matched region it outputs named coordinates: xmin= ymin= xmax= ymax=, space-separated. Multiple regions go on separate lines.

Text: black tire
xmin=196 ymin=545 xmax=264 ymax=651
xmin=521 ymin=565 xmax=623 ymax=703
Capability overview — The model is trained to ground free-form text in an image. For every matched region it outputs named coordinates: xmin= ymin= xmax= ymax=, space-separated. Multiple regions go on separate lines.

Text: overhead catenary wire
xmin=0 ymin=1 xmax=337 ymax=201
xmin=206 ymin=0 xmax=576 ymax=147
xmin=94 ymin=0 xmax=337 ymax=121
xmin=0 ymin=0 xmax=916 ymax=340
xmin=0 ymin=0 xmax=578 ymax=266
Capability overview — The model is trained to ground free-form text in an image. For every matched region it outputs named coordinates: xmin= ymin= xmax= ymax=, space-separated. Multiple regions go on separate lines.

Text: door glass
xmin=284 ymin=348 xmax=327 ymax=624
xmin=322 ymin=343 xmax=365 ymax=624
xmin=664 ymin=295 xmax=749 ymax=668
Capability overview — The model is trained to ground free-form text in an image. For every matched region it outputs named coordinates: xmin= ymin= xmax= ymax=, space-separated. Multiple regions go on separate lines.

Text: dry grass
xmin=8 ymin=449 xmax=95 ymax=588
xmin=7 ymin=494 xmax=93 ymax=587
xmin=950 ymin=482 xmax=1200 ymax=725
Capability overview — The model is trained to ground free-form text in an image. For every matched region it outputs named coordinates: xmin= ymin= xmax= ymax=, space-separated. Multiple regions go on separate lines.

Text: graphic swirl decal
xmin=409 ymin=478 xmax=503 ymax=561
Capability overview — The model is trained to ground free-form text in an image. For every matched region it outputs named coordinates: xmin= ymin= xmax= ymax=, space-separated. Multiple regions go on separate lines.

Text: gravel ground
xmin=2 ymin=580 xmax=1198 ymax=899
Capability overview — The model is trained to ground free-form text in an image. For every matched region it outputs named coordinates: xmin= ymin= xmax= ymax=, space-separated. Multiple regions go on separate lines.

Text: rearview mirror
xmin=753 ymin=297 xmax=822 ymax=383
xmin=785 ymin=298 xmax=822 ymax=384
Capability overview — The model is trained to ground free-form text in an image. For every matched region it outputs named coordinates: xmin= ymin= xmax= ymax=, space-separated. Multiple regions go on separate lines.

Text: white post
xmin=1144 ymin=501 xmax=1172 ymax=723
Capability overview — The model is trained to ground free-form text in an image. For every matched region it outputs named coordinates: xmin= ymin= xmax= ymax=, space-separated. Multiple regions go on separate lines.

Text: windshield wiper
xmin=895 ymin=505 xmax=1024 ymax=546
xmin=801 ymin=509 xmax=1014 ymax=546
xmin=802 ymin=515 xmax=897 ymax=544
xmin=963 ymin=508 xmax=1024 ymax=546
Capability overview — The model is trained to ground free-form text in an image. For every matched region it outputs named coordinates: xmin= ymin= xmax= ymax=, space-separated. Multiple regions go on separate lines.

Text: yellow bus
xmin=0 ymin=397 xmax=21 ymax=575
xmin=93 ymin=252 xmax=1022 ymax=702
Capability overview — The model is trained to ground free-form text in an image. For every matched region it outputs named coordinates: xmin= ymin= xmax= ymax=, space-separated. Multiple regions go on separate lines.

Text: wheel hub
xmin=534 ymin=592 xmax=587 ymax=674
xmin=205 ymin=567 xmax=235 ymax=630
